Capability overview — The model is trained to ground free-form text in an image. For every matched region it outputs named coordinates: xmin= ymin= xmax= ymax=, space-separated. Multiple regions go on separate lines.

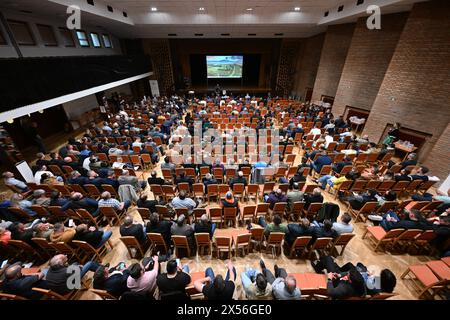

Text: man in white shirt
xmin=34 ymin=166 xmax=55 ymax=184
xmin=324 ymin=134 xmax=334 ymax=148
xmin=310 ymin=125 xmax=321 ymax=137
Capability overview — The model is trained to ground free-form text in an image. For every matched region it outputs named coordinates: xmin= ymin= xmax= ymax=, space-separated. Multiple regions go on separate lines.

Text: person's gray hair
xmin=123 ymin=215 xmax=133 ymax=226
xmin=200 ymin=214 xmax=208 ymax=223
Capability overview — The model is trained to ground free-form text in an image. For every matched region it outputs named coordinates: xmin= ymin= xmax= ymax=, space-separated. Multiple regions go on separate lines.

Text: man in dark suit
xmin=229 ymin=171 xmax=248 ymax=188
xmin=310 ymin=150 xmax=332 ymax=175
xmin=332 ymin=157 xmax=353 ymax=174
xmin=1 ymin=264 xmax=48 ymax=299
xmin=175 ymin=171 xmax=194 ymax=188
xmin=304 ymin=188 xmax=324 ymax=209
xmin=120 ymin=215 xmax=147 ymax=244
xmin=311 ymin=256 xmax=365 ymax=299
xmin=203 ymin=173 xmax=218 ymax=193
xmin=147 ymin=171 xmax=165 ymax=186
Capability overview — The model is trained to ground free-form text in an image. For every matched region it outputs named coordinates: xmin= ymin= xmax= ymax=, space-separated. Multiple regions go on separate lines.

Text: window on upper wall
xmin=90 ymin=32 xmax=101 ymax=47
xmin=76 ymin=30 xmax=90 ymax=47
xmin=59 ymin=27 xmax=76 ymax=47
xmin=102 ymin=34 xmax=112 ymax=48
xmin=37 ymin=24 xmax=58 ymax=46
xmin=7 ymin=20 xmax=36 ymax=46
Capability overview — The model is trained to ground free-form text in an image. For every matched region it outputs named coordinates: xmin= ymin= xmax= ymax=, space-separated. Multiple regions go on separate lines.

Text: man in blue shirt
xmin=310 ymin=150 xmax=332 ymax=175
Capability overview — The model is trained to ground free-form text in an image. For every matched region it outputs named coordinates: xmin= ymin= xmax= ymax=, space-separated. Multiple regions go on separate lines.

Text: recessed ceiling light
xmin=151 ymin=7 xmax=157 ymax=12
xmin=294 ymin=7 xmax=301 ymax=11
xmin=199 ymin=7 xmax=205 ymax=11
xmin=246 ymin=8 xmax=253 ymax=11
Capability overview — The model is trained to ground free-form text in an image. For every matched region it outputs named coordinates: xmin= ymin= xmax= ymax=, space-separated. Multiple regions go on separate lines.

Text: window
xmin=102 ymin=34 xmax=112 ymax=48
xmin=76 ymin=30 xmax=90 ymax=47
xmin=7 ymin=20 xmax=35 ymax=45
xmin=90 ymin=32 xmax=101 ymax=47
xmin=37 ymin=24 xmax=58 ymax=46
xmin=59 ymin=27 xmax=75 ymax=47
xmin=107 ymin=5 xmax=114 ymax=12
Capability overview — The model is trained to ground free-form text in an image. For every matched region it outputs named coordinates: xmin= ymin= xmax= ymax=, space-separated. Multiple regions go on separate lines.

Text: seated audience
xmin=156 ymin=259 xmax=191 ymax=299
xmin=193 ymin=261 xmax=236 ymax=300
xmin=120 ymin=215 xmax=147 ymax=244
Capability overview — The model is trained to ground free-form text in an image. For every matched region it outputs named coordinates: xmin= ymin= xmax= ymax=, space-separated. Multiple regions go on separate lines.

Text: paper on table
xmin=438 ymin=174 xmax=450 ymax=194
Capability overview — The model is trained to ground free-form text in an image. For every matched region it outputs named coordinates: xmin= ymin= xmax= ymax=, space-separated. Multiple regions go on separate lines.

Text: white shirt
xmin=83 ymin=157 xmax=91 ymax=171
xmin=34 ymin=171 xmax=54 ymax=184
xmin=324 ymin=135 xmax=334 ymax=148
xmin=310 ymin=128 xmax=321 ymax=136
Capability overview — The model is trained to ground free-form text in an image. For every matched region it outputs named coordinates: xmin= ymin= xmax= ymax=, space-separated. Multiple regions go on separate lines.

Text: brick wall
xmin=362 ymin=0 xmax=450 ymax=179
xmin=332 ymin=13 xmax=408 ymax=117
xmin=423 ymin=123 xmax=450 ymax=186
xmin=311 ymin=23 xmax=355 ymax=102
xmin=292 ymin=33 xmax=325 ymax=100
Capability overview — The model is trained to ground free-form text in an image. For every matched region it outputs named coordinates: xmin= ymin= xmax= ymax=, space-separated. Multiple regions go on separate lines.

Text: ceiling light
xmin=294 ymin=7 xmax=301 ymax=11
xmin=246 ymin=8 xmax=253 ymax=11
xmin=151 ymin=7 xmax=157 ymax=12
xmin=199 ymin=7 xmax=205 ymax=11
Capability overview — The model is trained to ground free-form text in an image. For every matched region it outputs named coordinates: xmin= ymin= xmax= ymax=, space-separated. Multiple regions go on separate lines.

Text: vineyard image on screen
xmin=207 ymin=55 xmax=243 ymax=78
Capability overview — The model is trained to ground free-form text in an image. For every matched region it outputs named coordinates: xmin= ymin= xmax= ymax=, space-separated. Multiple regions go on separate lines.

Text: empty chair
xmin=308 ymin=237 xmax=333 ymax=260
xmin=401 ymin=264 xmax=449 ymax=299
xmin=146 ymin=233 xmax=168 ymax=254
xmin=289 ymin=236 xmax=312 ymax=258
xmin=223 ymin=207 xmax=237 ymax=228
xmin=120 ymin=236 xmax=148 ymax=259
xmin=195 ymin=233 xmax=212 ymax=257
xmin=72 ymin=240 xmax=108 ymax=262
xmin=265 ymin=232 xmax=284 ymax=258
xmin=330 ymin=233 xmax=355 ymax=256
xmin=392 ymin=229 xmax=423 ymax=252
xmin=348 ymin=202 xmax=378 ymax=223
xmin=84 ymin=184 xmax=102 ymax=199
xmin=363 ymin=227 xmax=405 ymax=252
xmin=171 ymin=235 xmax=191 ymax=258
xmin=99 ymin=206 xmax=122 ymax=226
xmin=235 ymin=233 xmax=252 ymax=257
xmin=215 ymin=236 xmax=232 ymax=259
xmin=240 ymin=205 xmax=256 ymax=224
xmin=209 ymin=207 xmax=223 ymax=228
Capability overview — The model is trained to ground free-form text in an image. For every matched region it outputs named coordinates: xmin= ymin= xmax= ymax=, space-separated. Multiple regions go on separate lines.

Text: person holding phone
xmin=127 ymin=256 xmax=159 ymax=297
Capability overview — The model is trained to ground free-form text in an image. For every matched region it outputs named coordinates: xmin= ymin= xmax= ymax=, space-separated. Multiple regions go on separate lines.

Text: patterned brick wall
xmin=311 ymin=23 xmax=355 ymax=102
xmin=292 ymin=33 xmax=325 ymax=100
xmin=142 ymin=39 xmax=174 ymax=96
xmin=332 ymin=13 xmax=408 ymax=117
xmin=276 ymin=39 xmax=302 ymax=97
xmin=423 ymin=123 xmax=450 ymax=186
xmin=362 ymin=0 xmax=450 ymax=177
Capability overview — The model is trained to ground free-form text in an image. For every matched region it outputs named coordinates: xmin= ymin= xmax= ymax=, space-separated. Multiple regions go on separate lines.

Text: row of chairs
xmin=401 ymin=257 xmax=450 ymax=299
xmin=363 ymin=226 xmax=436 ymax=253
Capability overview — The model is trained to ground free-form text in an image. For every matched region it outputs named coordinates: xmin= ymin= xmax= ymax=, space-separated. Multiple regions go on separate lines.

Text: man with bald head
xmin=229 ymin=171 xmax=248 ymax=188
xmin=45 ymin=254 xmax=100 ymax=295
xmin=1 ymin=263 xmax=48 ymax=299
xmin=258 ymin=259 xmax=301 ymax=300
xmin=120 ymin=215 xmax=146 ymax=244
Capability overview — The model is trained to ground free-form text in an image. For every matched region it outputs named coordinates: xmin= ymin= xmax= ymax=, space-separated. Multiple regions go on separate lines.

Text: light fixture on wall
xmin=390 ymin=96 xmax=396 ymax=101
xmin=38 ymin=110 xmax=44 ymax=114
xmin=151 ymin=7 xmax=158 ymax=12
xmin=199 ymin=7 xmax=205 ymax=11
xmin=294 ymin=7 xmax=301 ymax=11
xmin=6 ymin=119 xmax=14 ymax=124
xmin=246 ymin=8 xmax=253 ymax=11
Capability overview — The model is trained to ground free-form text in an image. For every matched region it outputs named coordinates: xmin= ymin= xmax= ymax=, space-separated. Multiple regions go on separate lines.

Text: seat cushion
xmin=426 ymin=261 xmax=450 ymax=280
xmin=409 ymin=265 xmax=439 ymax=287
xmin=367 ymin=226 xmax=386 ymax=241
